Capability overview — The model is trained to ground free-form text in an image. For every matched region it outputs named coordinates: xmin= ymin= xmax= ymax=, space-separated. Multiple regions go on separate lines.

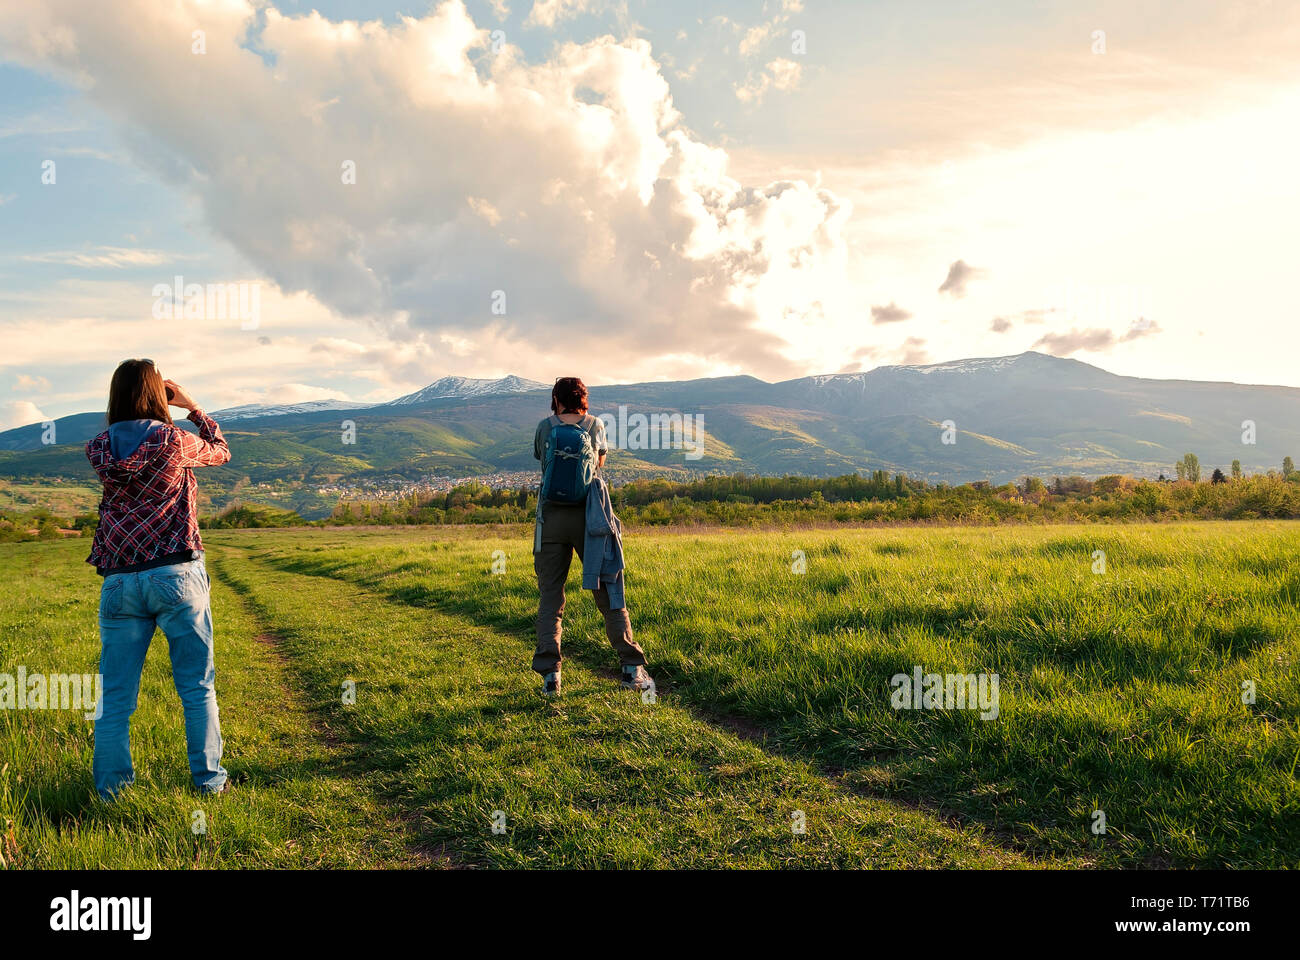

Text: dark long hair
xmin=550 ymin=376 xmax=588 ymax=414
xmin=107 ymin=359 xmax=173 ymax=426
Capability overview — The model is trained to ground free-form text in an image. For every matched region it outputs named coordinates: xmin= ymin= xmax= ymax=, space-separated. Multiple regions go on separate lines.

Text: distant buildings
xmin=314 ymin=472 xmax=540 ymax=501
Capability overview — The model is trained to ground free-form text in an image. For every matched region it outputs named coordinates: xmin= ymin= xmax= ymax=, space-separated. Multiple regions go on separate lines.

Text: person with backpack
xmin=533 ymin=377 xmax=651 ymax=697
xmin=86 ymin=359 xmax=232 ymax=800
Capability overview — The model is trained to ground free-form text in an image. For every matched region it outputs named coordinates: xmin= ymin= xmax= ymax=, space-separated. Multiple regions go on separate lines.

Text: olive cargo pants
xmin=533 ymin=503 xmax=646 ymax=675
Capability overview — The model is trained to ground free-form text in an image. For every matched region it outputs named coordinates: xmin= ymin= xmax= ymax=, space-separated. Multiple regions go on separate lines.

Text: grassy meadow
xmin=1 ymin=521 xmax=1296 ymax=869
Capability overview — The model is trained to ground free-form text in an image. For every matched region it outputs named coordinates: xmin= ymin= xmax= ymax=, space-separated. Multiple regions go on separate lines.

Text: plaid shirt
xmin=86 ymin=409 xmax=231 ymax=572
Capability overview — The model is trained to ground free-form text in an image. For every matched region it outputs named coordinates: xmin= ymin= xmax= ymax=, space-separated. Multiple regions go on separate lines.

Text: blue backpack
xmin=540 ymin=415 xmax=598 ymax=504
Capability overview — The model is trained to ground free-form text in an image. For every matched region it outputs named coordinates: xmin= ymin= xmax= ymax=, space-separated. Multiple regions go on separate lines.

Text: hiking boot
xmin=541 ymin=671 xmax=562 ymax=697
xmin=621 ymin=664 xmax=654 ymax=692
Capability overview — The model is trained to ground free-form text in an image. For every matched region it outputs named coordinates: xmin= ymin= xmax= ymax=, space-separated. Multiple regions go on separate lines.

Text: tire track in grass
xmin=207 ymin=548 xmax=455 ymax=868
xmin=576 ymin=661 xmax=1096 ymax=866
xmin=655 ymin=684 xmax=1099 ymax=867
xmin=435 ymin=622 xmax=1084 ymax=866
xmin=216 ymin=542 xmax=1041 ymax=868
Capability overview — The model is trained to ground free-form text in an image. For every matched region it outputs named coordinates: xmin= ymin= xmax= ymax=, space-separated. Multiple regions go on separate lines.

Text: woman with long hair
xmin=86 ymin=359 xmax=231 ymax=799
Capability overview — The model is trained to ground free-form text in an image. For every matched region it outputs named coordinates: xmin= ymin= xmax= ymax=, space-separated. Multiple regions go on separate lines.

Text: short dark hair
xmin=551 ymin=376 xmax=588 ymax=414
xmin=107 ymin=359 xmax=173 ymax=426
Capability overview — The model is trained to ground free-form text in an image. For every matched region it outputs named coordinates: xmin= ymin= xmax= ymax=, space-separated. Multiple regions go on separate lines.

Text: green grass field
xmin=1 ymin=521 xmax=1296 ymax=869
xmin=0 ymin=480 xmax=100 ymax=516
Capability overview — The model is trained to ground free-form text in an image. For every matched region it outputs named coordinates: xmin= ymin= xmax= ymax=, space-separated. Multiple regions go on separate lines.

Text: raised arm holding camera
xmin=85 ymin=359 xmax=232 ymax=800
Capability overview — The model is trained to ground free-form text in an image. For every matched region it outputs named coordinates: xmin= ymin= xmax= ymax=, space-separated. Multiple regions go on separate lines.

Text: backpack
xmin=540 ymin=415 xmax=598 ymax=504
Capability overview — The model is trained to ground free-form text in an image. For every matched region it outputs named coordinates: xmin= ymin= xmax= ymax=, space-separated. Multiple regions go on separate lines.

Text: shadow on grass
xmin=211 ymin=548 xmax=657 ymax=867
xmin=238 ymin=551 xmax=1072 ymax=865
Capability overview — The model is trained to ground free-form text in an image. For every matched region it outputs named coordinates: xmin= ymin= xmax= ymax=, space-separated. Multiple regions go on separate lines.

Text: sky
xmin=1 ymin=0 xmax=1298 ymax=427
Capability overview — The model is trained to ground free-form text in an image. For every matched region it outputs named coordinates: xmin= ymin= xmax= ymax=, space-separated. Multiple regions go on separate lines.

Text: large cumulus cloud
xmin=0 ymin=0 xmax=851 ymax=380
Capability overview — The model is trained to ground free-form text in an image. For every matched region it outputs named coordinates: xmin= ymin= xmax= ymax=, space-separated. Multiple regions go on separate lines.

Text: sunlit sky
xmin=1 ymin=0 xmax=1298 ymax=426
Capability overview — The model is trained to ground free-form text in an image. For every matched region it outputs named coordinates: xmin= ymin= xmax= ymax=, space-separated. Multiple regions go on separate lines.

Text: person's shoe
xmin=621 ymin=664 xmax=654 ymax=692
xmin=541 ymin=671 xmax=562 ymax=697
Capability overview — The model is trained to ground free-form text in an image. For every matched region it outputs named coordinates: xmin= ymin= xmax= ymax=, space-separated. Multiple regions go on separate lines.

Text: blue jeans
xmin=93 ymin=557 xmax=226 ymax=799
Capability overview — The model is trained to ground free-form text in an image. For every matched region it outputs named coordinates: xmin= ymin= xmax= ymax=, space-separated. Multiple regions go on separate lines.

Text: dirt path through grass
xmin=0 ymin=539 xmax=424 ymax=868
xmin=207 ymin=549 xmax=456 ymax=867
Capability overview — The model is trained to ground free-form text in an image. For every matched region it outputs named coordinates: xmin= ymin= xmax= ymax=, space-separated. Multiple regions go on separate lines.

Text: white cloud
xmin=14 ymin=373 xmax=51 ymax=391
xmin=767 ymin=58 xmax=802 ymax=91
xmin=736 ymin=2 xmax=802 ymax=59
xmin=735 ymin=58 xmax=803 ymax=103
xmin=466 ymin=196 xmax=502 ymax=226
xmin=1 ymin=1 xmax=849 ymax=381
xmin=739 ymin=23 xmax=777 ymax=58
xmin=0 ymin=400 xmax=48 ymax=431
xmin=20 ymin=246 xmax=177 ymax=268
xmin=525 ymin=0 xmax=604 ymax=30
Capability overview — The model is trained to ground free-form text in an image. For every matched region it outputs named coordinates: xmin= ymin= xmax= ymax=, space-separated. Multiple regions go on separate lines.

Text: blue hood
xmin=108 ymin=419 xmax=166 ymax=460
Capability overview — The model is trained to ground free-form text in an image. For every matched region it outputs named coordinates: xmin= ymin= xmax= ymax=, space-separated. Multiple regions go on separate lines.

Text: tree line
xmin=9 ymin=454 xmax=1299 ymax=535
xmin=306 ymin=456 xmax=1300 ymax=529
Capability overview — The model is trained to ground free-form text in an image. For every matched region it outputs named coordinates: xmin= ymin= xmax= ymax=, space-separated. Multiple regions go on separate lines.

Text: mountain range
xmin=3 ymin=352 xmax=1298 ymax=517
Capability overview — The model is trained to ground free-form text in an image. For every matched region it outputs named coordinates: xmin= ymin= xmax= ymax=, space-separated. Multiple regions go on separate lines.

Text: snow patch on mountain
xmin=211 ymin=399 xmax=374 ymax=422
xmin=876 ymin=353 xmax=1046 ymax=376
xmin=389 ymin=375 xmax=547 ymax=405
xmin=792 ymin=353 xmax=1056 ymax=387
